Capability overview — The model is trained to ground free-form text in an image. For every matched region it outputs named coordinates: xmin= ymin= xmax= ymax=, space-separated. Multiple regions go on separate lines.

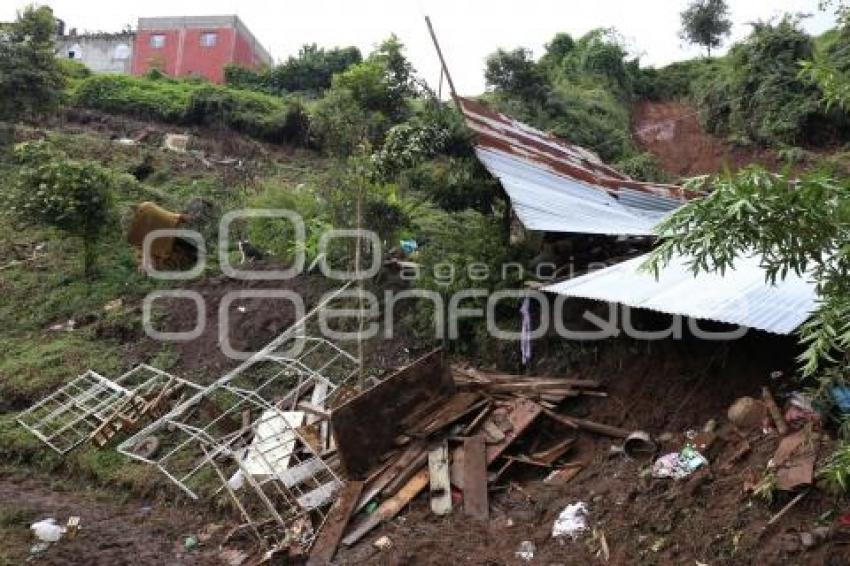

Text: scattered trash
xmin=373 ymin=535 xmax=393 ymax=550
xmin=49 ymin=319 xmax=75 ymax=332
xmin=652 ymin=445 xmax=708 ymax=480
xmin=184 ymin=536 xmax=198 ymax=552
xmin=832 ymin=386 xmax=850 ymax=414
xmin=29 ymin=542 xmax=51 ymax=556
xmin=131 ymin=436 xmax=161 ymax=459
xmin=399 ymin=239 xmax=418 ymax=255
xmin=623 ymin=431 xmax=657 ymax=459
xmin=31 ymin=518 xmax=63 ymax=542
xmin=65 ymin=516 xmax=80 ymax=539
xmin=784 ymin=391 xmax=821 ymax=429
xmin=515 ymin=540 xmax=536 ymax=561
xmin=227 ymin=469 xmax=244 ymax=491
xmin=103 ymin=298 xmax=123 ymax=313
xmin=552 ymin=502 xmax=589 ymax=540
xmin=115 ymin=138 xmax=138 ymax=146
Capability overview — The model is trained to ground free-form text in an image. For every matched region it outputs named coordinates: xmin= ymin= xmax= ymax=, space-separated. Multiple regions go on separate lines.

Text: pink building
xmin=131 ymin=15 xmax=272 ymax=84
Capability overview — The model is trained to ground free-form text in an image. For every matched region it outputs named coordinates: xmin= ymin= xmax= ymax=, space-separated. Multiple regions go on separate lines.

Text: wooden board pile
xmin=307 ymin=350 xmax=631 ymax=563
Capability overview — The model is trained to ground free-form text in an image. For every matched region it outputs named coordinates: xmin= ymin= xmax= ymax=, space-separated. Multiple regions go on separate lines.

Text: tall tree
xmin=484 ymin=48 xmax=546 ymax=102
xmin=680 ymin=0 xmax=733 ymax=57
xmin=0 ymin=5 xmax=64 ymax=122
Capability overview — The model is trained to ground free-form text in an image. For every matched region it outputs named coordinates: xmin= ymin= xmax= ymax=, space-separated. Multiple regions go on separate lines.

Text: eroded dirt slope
xmin=632 ymin=101 xmax=784 ymax=179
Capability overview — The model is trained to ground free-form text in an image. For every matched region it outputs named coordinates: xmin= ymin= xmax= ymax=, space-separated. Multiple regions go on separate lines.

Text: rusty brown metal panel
xmin=331 ymin=349 xmax=453 ymax=478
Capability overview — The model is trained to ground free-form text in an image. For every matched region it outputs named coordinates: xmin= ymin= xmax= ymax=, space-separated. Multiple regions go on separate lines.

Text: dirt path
xmin=0 ymin=468 xmax=228 ymax=566
xmin=632 ymin=100 xmax=782 ymax=179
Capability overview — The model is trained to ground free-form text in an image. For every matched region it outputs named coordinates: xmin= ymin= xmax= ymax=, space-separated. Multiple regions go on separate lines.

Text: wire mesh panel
xmin=18 ymin=365 xmax=201 ymax=455
xmin=18 ymin=371 xmax=129 ymax=454
xmin=117 ymin=285 xmax=359 ymax=552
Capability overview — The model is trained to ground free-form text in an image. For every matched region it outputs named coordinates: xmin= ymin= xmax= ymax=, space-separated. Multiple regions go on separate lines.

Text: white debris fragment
xmin=515 ymin=540 xmax=536 ymax=561
xmin=31 ymin=518 xmax=63 ymax=542
xmin=552 ymin=502 xmax=589 ymax=539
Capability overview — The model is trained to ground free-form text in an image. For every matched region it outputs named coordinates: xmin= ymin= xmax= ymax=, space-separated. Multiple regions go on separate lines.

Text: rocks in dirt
xmin=727 ymin=396 xmax=767 ymax=431
xmin=373 ymin=536 xmax=392 ymax=550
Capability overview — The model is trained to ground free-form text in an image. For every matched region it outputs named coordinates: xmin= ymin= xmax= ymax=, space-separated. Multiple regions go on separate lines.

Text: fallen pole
xmin=541 ymin=407 xmax=630 ymax=439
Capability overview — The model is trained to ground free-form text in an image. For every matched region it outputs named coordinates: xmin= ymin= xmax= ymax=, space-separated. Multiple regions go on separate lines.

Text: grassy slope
xmin=0 ymin=123 xmax=336 ymax=498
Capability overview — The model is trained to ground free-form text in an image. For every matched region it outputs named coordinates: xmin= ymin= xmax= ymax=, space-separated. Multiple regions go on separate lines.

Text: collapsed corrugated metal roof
xmin=543 ymin=253 xmax=817 ymax=335
xmin=458 ymin=97 xmax=699 ymax=236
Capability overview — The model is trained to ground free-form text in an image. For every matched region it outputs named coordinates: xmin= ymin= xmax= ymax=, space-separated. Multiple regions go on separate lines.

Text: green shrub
xmin=74 ymin=74 xmax=192 ymax=122
xmin=3 ymin=141 xmax=119 ymax=276
xmin=694 ymin=17 xmax=850 ymax=146
xmin=72 ymin=74 xmax=310 ymax=145
xmin=186 ymin=85 xmax=309 ymax=144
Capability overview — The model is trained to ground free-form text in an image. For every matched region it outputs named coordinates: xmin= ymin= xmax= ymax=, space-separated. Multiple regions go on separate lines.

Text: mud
xmin=632 ymin=101 xmax=787 ymax=179
xmin=0 ymin=468 xmax=227 ymax=565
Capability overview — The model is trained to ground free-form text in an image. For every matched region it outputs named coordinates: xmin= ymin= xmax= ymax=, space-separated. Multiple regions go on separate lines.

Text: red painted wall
xmin=132 ymin=26 xmax=263 ymax=83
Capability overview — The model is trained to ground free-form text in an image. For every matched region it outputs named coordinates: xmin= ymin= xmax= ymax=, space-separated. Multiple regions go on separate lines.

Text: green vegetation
xmin=482 ymin=29 xmax=664 ymax=175
xmin=679 ymin=0 xmax=732 ymax=57
xmin=0 ymin=5 xmax=64 ymax=122
xmin=74 ymin=74 xmax=310 ymax=144
xmin=4 ymin=141 xmax=119 ymax=276
xmin=225 ymin=43 xmax=362 ymax=96
xmin=644 ymin=14 xmax=850 ymax=148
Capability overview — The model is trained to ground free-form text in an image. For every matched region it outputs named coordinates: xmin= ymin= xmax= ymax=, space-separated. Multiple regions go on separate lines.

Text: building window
xmin=200 ymin=32 xmax=217 ymax=47
xmin=68 ymin=44 xmax=82 ymax=59
xmin=150 ymin=34 xmax=165 ymax=49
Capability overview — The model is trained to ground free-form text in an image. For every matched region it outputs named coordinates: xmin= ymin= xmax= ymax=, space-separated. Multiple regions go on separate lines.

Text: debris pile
xmin=307 ymin=350 xmax=621 ymax=562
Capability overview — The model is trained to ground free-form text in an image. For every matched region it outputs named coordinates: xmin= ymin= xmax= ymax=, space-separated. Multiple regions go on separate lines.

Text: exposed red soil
xmin=632 ymin=101 xmax=785 ymax=179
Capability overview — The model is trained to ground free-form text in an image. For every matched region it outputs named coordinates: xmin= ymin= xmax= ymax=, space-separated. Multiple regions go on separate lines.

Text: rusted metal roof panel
xmin=543 ymin=253 xmax=817 ymax=335
xmin=458 ymin=97 xmax=695 ymax=235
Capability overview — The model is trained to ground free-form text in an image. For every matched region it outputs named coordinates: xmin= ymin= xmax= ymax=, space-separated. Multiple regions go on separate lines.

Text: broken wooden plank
xmin=414 ymin=393 xmax=486 ymax=436
xmin=342 ymin=468 xmax=429 ymax=546
xmin=428 ymin=441 xmax=452 ymax=516
xmin=331 ymin=349 xmax=453 ymax=478
xmin=298 ymin=401 xmax=331 ymax=421
xmin=544 ymin=464 xmax=583 ymax=485
xmin=762 ymin=386 xmax=789 ymax=435
xmin=532 ymin=438 xmax=575 ymax=465
xmin=463 ymin=435 xmax=488 ymax=520
xmin=307 ymin=480 xmax=364 ymax=566
xmin=504 ymin=454 xmax=552 ymax=468
xmin=461 ymin=401 xmax=492 ymax=436
xmin=383 ymin=450 xmax=428 ymax=497
xmin=541 ymin=407 xmax=630 ymax=439
xmin=355 ymin=442 xmax=426 ymax=513
xmin=454 ymin=369 xmax=600 ymax=389
xmin=486 ymin=398 xmax=543 ymax=464
xmin=482 ymin=420 xmax=506 ymax=443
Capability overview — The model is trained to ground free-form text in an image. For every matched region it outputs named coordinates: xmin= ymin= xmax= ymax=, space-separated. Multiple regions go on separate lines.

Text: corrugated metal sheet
xmin=543 ymin=253 xmax=817 ymax=335
xmin=459 ymin=97 xmax=697 ymax=235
